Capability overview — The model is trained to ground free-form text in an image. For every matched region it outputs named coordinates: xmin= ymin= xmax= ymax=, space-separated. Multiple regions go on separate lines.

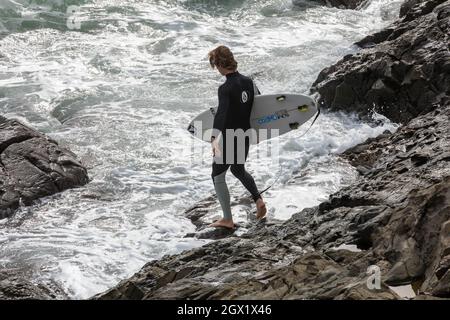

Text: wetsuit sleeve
xmin=212 ymin=85 xmax=229 ymax=136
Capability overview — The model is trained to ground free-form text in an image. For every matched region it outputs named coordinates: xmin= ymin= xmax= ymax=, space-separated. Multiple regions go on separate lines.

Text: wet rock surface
xmin=0 ymin=117 xmax=89 ymax=219
xmin=0 ymin=268 xmax=66 ymax=300
xmin=94 ymin=0 xmax=450 ymax=300
xmin=95 ymin=103 xmax=450 ymax=300
xmin=311 ymin=0 xmax=450 ymax=124
xmin=183 ymin=194 xmax=285 ymax=240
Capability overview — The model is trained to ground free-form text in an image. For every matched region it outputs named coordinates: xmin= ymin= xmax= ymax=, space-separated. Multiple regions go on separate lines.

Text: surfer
xmin=208 ymin=45 xmax=267 ymax=229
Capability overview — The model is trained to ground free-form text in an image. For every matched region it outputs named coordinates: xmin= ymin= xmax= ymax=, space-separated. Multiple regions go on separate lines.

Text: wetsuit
xmin=211 ymin=71 xmax=261 ymax=220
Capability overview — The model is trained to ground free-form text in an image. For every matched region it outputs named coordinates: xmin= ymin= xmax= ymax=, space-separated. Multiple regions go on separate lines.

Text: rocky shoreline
xmin=0 ymin=0 xmax=448 ymax=300
xmin=95 ymin=0 xmax=450 ymax=300
xmin=311 ymin=0 xmax=449 ymax=124
xmin=95 ymin=103 xmax=449 ymax=300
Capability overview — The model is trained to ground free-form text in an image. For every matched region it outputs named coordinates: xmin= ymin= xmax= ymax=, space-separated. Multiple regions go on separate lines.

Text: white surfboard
xmin=187 ymin=94 xmax=318 ymax=144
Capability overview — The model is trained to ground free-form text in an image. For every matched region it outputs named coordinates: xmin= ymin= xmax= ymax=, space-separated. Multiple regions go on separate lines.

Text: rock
xmin=341 ymin=105 xmax=450 ymax=295
xmin=185 ymin=226 xmax=237 ymax=240
xmin=0 ymin=117 xmax=89 ymax=218
xmin=0 ymin=268 xmax=66 ymax=300
xmin=145 ymin=252 xmax=398 ymax=300
xmin=94 ymin=102 xmax=450 ymax=300
xmin=432 ymin=270 xmax=450 ymax=296
xmin=305 ymin=0 xmax=368 ymax=9
xmin=419 ymin=219 xmax=450 ymax=295
xmin=184 ymin=195 xmax=220 ymax=229
xmin=400 ymin=0 xmax=422 ymax=17
xmin=96 ymin=247 xmax=398 ymax=300
xmin=183 ymin=193 xmax=277 ymax=240
xmin=414 ymin=294 xmax=450 ymax=300
xmin=311 ymin=0 xmax=450 ymax=124
xmin=400 ymin=0 xmax=448 ymax=21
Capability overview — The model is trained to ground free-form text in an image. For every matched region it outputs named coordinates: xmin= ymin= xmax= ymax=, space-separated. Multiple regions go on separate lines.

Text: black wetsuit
xmin=211 ymin=71 xmax=261 ymax=203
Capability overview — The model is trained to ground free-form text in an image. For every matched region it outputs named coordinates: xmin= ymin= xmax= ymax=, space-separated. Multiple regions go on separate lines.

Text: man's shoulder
xmin=238 ymin=73 xmax=253 ymax=83
xmin=219 ymin=82 xmax=229 ymax=90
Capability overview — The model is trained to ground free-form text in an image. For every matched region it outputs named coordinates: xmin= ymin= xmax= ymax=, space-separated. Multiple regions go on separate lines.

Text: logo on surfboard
xmin=257 ymin=109 xmax=290 ymax=125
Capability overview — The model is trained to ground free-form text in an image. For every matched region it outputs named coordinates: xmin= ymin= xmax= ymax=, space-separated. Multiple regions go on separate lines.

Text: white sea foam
xmin=0 ymin=0 xmax=403 ymax=299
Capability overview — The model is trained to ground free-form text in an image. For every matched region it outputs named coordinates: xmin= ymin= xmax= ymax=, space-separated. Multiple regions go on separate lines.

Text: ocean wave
xmin=0 ymin=0 xmax=92 ymax=34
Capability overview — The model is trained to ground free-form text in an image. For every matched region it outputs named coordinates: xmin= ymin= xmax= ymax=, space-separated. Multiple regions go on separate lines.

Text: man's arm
xmin=212 ymin=85 xmax=229 ymax=140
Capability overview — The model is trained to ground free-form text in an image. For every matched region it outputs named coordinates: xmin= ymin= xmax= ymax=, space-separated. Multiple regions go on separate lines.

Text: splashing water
xmin=0 ymin=0 xmax=402 ymax=298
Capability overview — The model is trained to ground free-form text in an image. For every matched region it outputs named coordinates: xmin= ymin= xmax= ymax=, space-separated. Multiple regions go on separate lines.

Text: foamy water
xmin=0 ymin=0 xmax=401 ymax=298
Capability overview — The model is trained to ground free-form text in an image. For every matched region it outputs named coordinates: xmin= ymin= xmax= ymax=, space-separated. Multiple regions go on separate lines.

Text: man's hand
xmin=211 ymin=137 xmax=221 ymax=157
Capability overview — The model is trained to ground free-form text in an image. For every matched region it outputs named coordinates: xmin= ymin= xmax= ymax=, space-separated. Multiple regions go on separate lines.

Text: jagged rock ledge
xmin=94 ymin=0 xmax=450 ymax=300
xmin=0 ymin=268 xmax=67 ymax=300
xmin=94 ymin=101 xmax=449 ymax=300
xmin=311 ymin=0 xmax=450 ymax=124
xmin=0 ymin=117 xmax=89 ymax=219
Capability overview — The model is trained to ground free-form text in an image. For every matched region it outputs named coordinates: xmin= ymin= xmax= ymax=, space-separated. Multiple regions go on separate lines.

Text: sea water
xmin=0 ymin=0 xmax=402 ymax=298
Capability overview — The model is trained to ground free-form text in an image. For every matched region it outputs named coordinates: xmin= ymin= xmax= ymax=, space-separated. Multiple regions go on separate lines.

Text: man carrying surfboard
xmin=208 ymin=45 xmax=267 ymax=229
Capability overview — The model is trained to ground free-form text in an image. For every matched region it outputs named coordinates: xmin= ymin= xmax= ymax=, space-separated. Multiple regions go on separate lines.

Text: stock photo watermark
xmin=19 ymin=1 xmax=83 ymax=30
xmin=66 ymin=5 xmax=81 ymax=30
xmin=0 ymin=0 xmax=254 ymax=34
xmin=188 ymin=123 xmax=282 ymax=165
xmin=366 ymin=265 xmax=381 ymax=290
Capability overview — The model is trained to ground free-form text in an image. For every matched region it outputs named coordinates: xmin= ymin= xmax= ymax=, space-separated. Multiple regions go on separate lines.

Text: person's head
xmin=208 ymin=45 xmax=238 ymax=76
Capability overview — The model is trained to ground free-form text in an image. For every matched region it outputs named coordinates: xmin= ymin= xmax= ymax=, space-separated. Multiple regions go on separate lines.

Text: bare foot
xmin=256 ymin=198 xmax=267 ymax=220
xmin=209 ymin=218 xmax=235 ymax=229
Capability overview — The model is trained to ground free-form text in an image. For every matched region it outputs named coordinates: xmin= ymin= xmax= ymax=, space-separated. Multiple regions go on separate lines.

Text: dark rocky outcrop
xmin=95 ymin=103 xmax=450 ymax=300
xmin=311 ymin=0 xmax=450 ymax=124
xmin=400 ymin=0 xmax=422 ymax=17
xmin=93 ymin=0 xmax=450 ymax=300
xmin=0 ymin=268 xmax=66 ymax=300
xmin=0 ymin=117 xmax=89 ymax=219
xmin=307 ymin=0 xmax=367 ymax=9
